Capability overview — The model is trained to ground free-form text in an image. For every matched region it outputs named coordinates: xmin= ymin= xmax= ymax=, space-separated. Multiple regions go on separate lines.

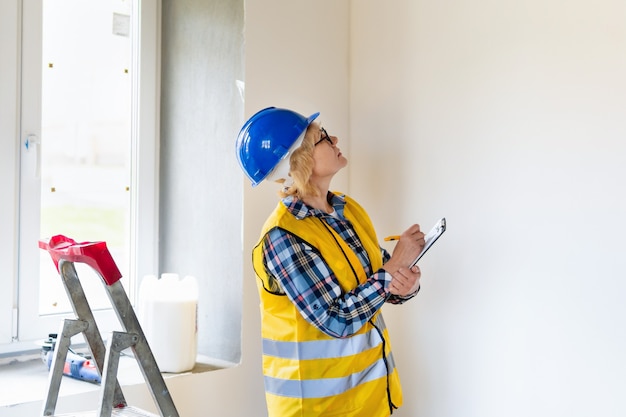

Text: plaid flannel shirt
xmin=261 ymin=193 xmax=416 ymax=339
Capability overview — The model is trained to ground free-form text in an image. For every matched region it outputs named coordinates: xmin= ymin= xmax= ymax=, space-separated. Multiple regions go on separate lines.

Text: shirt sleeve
xmin=380 ymin=246 xmax=419 ymax=304
xmin=262 ymin=228 xmax=391 ymax=338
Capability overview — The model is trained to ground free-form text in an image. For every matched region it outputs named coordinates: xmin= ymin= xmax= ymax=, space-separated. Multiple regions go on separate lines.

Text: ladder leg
xmin=99 ymin=332 xmax=139 ymax=417
xmin=106 ymin=282 xmax=179 ymax=417
xmin=58 ymin=260 xmax=127 ymax=408
xmin=42 ymin=319 xmax=88 ymax=416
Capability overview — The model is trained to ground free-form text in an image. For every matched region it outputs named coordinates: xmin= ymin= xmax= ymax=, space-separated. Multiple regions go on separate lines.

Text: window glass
xmin=13 ymin=0 xmax=161 ymax=346
xmin=39 ymin=0 xmax=132 ymax=314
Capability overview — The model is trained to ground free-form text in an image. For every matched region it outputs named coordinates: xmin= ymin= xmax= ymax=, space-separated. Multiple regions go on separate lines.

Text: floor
xmin=0 ymin=350 xmax=234 ymax=413
xmin=0 ymin=353 xmax=144 ymax=408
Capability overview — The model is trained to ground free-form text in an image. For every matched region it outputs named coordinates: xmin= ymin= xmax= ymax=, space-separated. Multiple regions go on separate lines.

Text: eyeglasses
xmin=314 ymin=128 xmax=333 ymax=146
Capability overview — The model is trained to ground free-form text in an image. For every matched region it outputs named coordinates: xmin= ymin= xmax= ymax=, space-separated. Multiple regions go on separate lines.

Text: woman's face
xmin=310 ymin=126 xmax=348 ymax=181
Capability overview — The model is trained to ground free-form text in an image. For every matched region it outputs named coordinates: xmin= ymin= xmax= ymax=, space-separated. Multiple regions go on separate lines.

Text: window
xmin=0 ymin=0 xmax=159 ymax=352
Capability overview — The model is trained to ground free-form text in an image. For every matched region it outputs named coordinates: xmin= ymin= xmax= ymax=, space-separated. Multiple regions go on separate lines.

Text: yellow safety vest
xmin=252 ymin=194 xmax=403 ymax=417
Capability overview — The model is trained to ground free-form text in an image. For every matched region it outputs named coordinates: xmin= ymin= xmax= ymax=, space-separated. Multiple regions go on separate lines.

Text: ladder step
xmin=51 ymin=406 xmax=159 ymax=417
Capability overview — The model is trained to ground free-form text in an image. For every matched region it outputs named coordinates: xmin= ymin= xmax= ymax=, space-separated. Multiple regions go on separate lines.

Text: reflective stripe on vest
xmin=264 ymin=355 xmax=391 ymax=398
xmin=262 ymin=324 xmax=382 ymax=360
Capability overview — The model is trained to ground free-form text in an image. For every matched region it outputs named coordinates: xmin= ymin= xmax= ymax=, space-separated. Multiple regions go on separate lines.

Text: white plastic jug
xmin=138 ymin=273 xmax=198 ymax=373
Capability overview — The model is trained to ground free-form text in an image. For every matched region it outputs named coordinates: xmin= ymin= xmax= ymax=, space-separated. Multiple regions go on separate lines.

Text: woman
xmin=236 ymin=107 xmax=425 ymax=417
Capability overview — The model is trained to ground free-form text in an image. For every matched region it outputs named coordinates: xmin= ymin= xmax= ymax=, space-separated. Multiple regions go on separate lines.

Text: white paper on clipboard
xmin=411 ymin=217 xmax=446 ymax=267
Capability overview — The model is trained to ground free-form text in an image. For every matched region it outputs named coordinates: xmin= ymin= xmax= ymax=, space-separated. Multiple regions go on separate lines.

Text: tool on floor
xmin=39 ymin=235 xmax=180 ymax=417
xmin=41 ymin=333 xmax=101 ymax=384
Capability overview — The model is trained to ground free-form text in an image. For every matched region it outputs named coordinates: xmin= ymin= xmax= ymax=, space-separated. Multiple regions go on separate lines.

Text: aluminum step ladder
xmin=39 ymin=235 xmax=180 ymax=417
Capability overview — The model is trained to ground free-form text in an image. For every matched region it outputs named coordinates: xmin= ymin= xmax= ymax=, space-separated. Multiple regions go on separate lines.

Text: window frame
xmin=0 ymin=0 xmax=160 ymax=354
xmin=0 ymin=0 xmax=20 ymax=348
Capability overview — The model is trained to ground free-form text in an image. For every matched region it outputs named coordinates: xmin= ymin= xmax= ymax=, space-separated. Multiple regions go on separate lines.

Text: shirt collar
xmin=282 ymin=192 xmax=347 ymax=220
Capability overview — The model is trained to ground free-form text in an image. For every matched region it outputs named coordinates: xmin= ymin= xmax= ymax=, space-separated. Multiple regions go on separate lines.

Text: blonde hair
xmin=277 ymin=122 xmax=321 ymax=199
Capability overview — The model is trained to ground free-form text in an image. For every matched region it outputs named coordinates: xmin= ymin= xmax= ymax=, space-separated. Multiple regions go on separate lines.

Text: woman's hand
xmin=388 ymin=265 xmax=421 ymax=296
xmin=382 ymin=224 xmax=426 ymax=273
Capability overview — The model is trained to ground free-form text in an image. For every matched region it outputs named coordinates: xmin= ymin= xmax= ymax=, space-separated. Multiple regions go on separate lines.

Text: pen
xmin=384 ymin=235 xmax=401 ymax=242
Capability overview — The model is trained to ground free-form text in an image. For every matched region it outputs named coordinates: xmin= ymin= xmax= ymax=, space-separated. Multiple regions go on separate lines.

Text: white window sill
xmin=0 ymin=352 xmax=236 ymax=409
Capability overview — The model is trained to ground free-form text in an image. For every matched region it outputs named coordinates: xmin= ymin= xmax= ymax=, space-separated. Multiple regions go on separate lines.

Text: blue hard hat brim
xmin=307 ymin=112 xmax=320 ymax=124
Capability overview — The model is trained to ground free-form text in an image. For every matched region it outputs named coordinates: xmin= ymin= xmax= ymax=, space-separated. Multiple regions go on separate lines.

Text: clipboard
xmin=411 ymin=217 xmax=446 ymax=267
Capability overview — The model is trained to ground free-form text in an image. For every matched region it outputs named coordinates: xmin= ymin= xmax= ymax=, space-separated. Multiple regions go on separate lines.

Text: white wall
xmin=351 ymin=1 xmax=626 ymax=416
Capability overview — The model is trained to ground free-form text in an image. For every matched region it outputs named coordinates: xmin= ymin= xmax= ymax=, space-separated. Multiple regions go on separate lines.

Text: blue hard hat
xmin=236 ymin=107 xmax=319 ymax=187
